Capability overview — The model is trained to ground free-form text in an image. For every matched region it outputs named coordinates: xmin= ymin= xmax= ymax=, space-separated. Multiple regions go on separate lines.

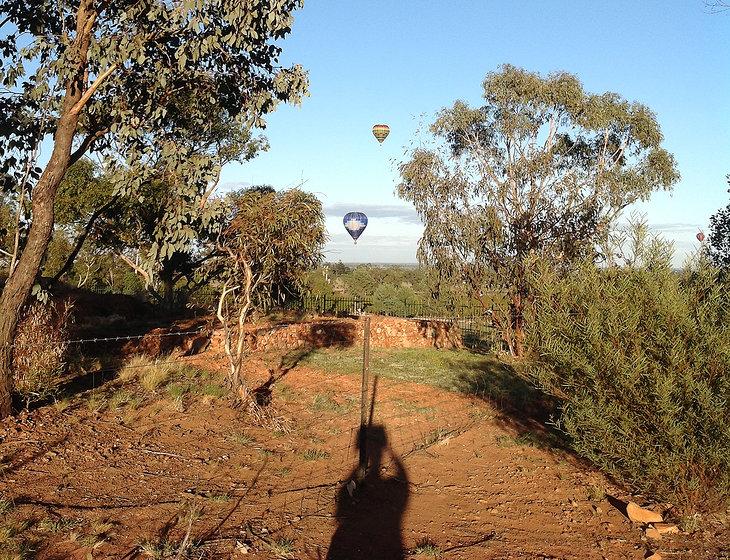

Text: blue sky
xmin=219 ymin=1 xmax=730 ymax=264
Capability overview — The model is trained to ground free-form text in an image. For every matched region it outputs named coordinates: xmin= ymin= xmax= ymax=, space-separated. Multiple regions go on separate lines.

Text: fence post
xmin=357 ymin=315 xmax=371 ymax=481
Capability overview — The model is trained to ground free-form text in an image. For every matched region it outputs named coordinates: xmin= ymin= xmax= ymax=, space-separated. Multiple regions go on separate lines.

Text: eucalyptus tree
xmin=398 ymin=65 xmax=679 ymax=356
xmin=215 ymin=186 xmax=326 ymax=400
xmin=0 ymin=0 xmax=308 ymax=417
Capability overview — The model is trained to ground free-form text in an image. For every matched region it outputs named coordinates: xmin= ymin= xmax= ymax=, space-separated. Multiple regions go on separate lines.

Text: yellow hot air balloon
xmin=372 ymin=124 xmax=390 ymax=143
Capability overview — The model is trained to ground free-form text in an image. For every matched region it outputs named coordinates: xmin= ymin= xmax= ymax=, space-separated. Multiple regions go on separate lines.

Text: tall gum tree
xmin=397 ymin=65 xmax=679 ymax=356
xmin=0 ymin=0 xmax=309 ymax=417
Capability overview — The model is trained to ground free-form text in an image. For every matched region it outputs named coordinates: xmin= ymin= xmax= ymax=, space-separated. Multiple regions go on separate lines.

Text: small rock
xmin=645 ymin=553 xmax=662 ymax=560
xmin=653 ymin=523 xmax=679 ymax=535
xmin=645 ymin=527 xmax=662 ymax=540
xmin=626 ymin=501 xmax=663 ymax=524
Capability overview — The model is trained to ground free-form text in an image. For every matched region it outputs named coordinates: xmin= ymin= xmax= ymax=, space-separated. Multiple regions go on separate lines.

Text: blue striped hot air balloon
xmin=343 ymin=212 xmax=368 ymax=244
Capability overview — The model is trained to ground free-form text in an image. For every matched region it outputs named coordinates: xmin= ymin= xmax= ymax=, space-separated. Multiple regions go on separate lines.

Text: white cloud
xmin=324 ymin=203 xmax=421 ymax=225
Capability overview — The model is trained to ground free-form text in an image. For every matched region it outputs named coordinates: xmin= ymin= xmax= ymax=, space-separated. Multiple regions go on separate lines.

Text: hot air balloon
xmin=372 ymin=124 xmax=390 ymax=144
xmin=343 ymin=212 xmax=368 ymax=244
xmin=696 ymin=231 xmax=705 ymax=243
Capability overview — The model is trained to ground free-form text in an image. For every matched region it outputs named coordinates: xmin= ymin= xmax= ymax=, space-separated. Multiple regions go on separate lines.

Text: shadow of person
xmin=326 ymin=424 xmax=410 ymax=560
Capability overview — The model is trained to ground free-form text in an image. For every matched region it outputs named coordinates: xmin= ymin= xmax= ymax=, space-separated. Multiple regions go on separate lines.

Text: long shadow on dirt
xmin=454 ymin=355 xmax=567 ymax=450
xmin=253 ymin=321 xmax=359 ymax=406
xmin=327 ymin=424 xmax=409 ymax=560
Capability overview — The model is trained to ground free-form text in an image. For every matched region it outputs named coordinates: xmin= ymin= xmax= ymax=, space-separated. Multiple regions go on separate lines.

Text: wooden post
xmin=357 ymin=316 xmax=371 ymax=480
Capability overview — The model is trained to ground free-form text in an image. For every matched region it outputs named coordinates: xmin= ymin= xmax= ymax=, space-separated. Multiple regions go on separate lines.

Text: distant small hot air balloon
xmin=343 ymin=212 xmax=368 ymax=244
xmin=372 ymin=124 xmax=390 ymax=144
xmin=696 ymin=231 xmax=705 ymax=243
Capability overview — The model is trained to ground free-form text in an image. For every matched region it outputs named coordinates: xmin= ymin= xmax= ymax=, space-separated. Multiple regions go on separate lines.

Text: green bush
xmin=528 ymin=240 xmax=729 ymax=512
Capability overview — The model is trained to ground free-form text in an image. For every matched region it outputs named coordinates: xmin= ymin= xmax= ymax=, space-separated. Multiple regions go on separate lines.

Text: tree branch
xmin=69 ymin=63 xmax=118 ymax=116
xmin=69 ymin=128 xmax=109 ymax=166
xmin=48 ymin=197 xmax=118 ymax=288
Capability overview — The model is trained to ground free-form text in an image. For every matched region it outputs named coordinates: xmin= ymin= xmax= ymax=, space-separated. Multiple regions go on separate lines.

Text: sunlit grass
xmin=301 ymin=347 xmax=536 ymax=408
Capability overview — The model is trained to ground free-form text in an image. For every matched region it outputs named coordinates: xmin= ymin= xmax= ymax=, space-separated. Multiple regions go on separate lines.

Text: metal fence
xmin=81 ymin=287 xmax=498 ymax=350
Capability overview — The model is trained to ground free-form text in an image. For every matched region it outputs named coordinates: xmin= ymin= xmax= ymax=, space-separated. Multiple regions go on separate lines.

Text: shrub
xmin=528 ymin=237 xmax=729 ymax=512
xmin=12 ymin=300 xmax=73 ymax=407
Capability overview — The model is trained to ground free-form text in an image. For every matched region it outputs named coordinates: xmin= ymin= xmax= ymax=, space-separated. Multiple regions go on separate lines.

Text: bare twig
xmin=140 ymin=449 xmax=185 ymax=459
xmin=9 ymin=141 xmax=40 ymax=276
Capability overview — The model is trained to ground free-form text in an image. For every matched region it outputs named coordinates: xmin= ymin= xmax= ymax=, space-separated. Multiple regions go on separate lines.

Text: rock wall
xmin=211 ymin=315 xmax=463 ymax=353
xmin=127 ymin=315 xmax=463 ymax=359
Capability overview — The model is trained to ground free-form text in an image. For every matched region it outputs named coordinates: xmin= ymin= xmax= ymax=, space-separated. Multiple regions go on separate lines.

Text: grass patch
xmin=53 ymin=397 xmax=72 ymax=413
xmin=138 ymin=538 xmax=175 ymax=559
xmin=200 ymin=383 xmax=226 ymax=397
xmin=207 ymin=493 xmax=231 ymax=503
xmin=419 ymin=428 xmax=451 ymax=449
xmin=80 ymin=518 xmax=115 ymax=548
xmin=268 ymin=536 xmax=295 ymax=559
xmin=119 ymin=356 xmax=211 ymax=393
xmin=587 ymin=484 xmax=606 ymax=502
xmin=0 ymin=497 xmax=11 ymax=516
xmin=86 ymin=392 xmax=107 ymax=413
xmin=109 ymin=389 xmax=141 ymax=410
xmin=302 ymin=449 xmax=330 ymax=461
xmin=394 ymin=399 xmax=435 ymax=418
xmin=166 ymin=383 xmax=188 ymax=400
xmin=413 ymin=537 xmax=442 ymax=557
xmin=274 ymin=383 xmax=296 ymax=402
xmin=301 ymin=347 xmax=538 ymax=410
xmin=37 ymin=516 xmax=81 ymax=534
xmin=310 ymin=393 xmax=353 ymax=414
xmin=680 ymin=513 xmax=702 ymax=533
xmin=495 ymin=431 xmax=546 ymax=448
xmin=227 ymin=432 xmax=255 ymax=446
xmin=0 ymin=513 xmax=37 ymax=560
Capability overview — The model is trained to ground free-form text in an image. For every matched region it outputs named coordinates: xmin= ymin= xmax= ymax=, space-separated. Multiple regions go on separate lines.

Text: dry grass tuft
xmin=12 ymin=300 xmax=73 ymax=407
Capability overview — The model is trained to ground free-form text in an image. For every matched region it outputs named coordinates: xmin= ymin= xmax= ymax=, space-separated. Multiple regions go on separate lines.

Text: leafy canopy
xmin=397 ymin=65 xmax=679 ymax=353
xmin=0 ymin=0 xmax=308 ymax=277
xmin=216 ymin=186 xmax=327 ymax=311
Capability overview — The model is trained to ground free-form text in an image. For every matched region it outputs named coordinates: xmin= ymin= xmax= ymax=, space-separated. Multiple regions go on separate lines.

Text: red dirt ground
xmin=0 ymin=338 xmax=727 ymax=559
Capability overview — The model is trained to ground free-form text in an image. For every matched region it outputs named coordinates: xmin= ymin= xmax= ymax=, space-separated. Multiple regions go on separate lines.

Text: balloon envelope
xmin=343 ymin=212 xmax=368 ymax=243
xmin=696 ymin=231 xmax=705 ymax=242
xmin=372 ymin=124 xmax=390 ymax=143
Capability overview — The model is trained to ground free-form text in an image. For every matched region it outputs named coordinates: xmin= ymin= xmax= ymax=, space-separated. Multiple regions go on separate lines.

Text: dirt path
xmin=0 ymin=352 xmax=725 ymax=559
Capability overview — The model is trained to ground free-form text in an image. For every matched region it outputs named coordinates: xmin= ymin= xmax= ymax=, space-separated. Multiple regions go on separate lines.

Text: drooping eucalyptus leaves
xmin=398 ymin=65 xmax=679 ymax=356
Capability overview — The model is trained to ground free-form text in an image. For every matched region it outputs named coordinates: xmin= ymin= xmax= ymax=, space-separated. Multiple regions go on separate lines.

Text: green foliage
xmin=398 ymin=65 xmax=679 ymax=354
xmin=303 ymin=263 xmax=478 ymax=315
xmin=370 ymin=283 xmax=420 ymax=316
xmin=0 ymin=0 xmax=308 ymax=300
xmin=707 ymin=175 xmax=730 ymax=272
xmin=528 ymin=231 xmax=730 ymax=511
xmin=54 ymin=159 xmax=114 ymax=227
xmin=217 ymin=187 xmax=327 ymax=311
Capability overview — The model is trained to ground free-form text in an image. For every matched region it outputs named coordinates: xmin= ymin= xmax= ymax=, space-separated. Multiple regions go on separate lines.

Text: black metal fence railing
xmin=79 ymin=286 xmax=498 ymax=350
